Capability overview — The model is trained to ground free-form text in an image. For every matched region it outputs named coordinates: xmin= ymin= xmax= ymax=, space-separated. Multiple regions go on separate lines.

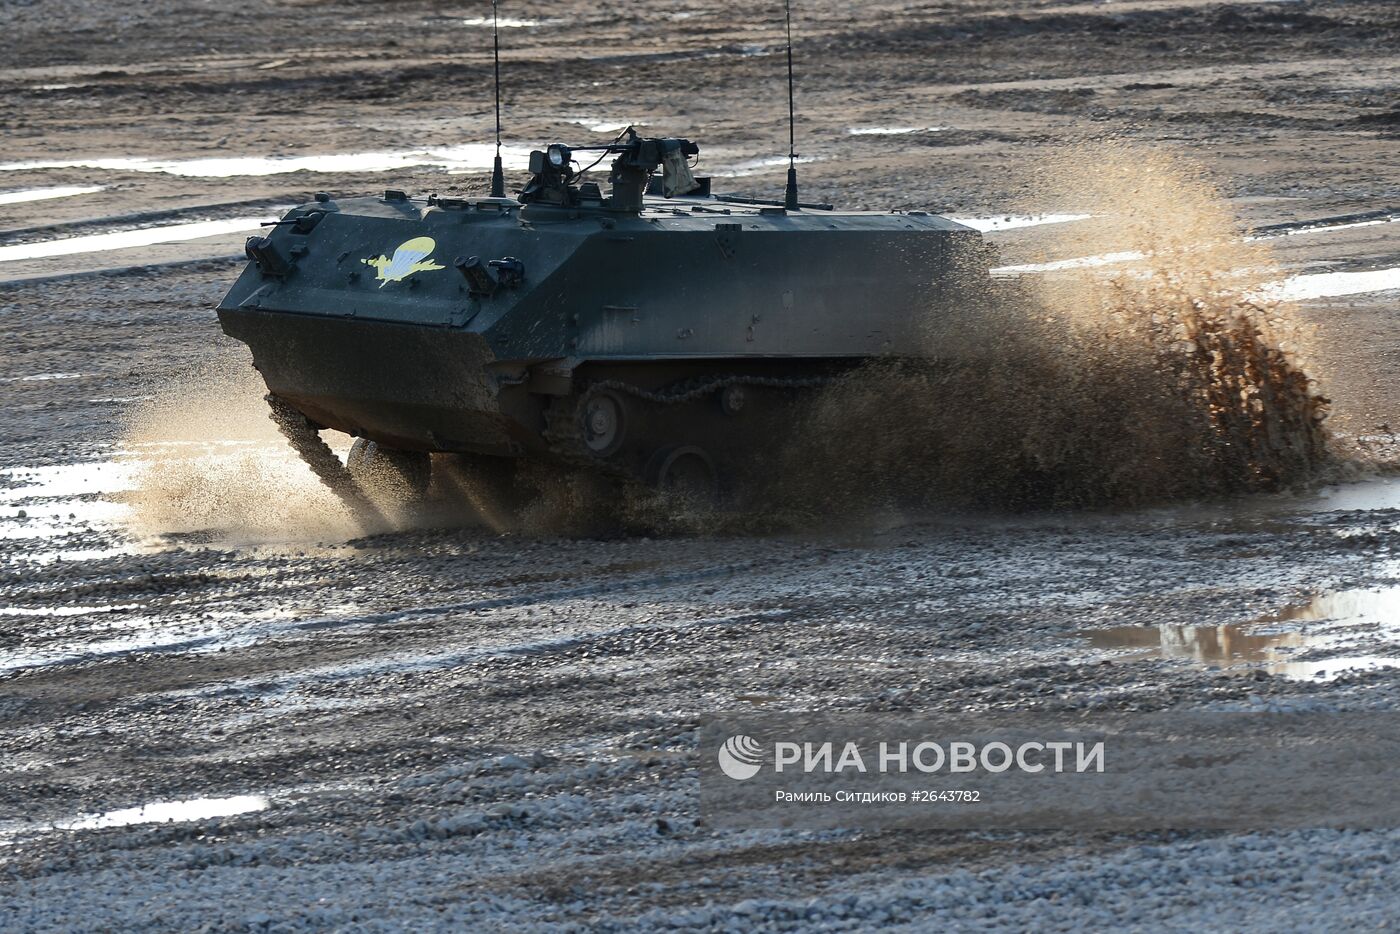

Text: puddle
xmin=1256 ymin=266 xmax=1400 ymax=302
xmin=0 ymin=146 xmax=838 ymax=187
xmin=0 ymin=458 xmax=137 ymax=552
xmin=993 ymin=252 xmax=1400 ymax=302
xmin=0 ymin=449 xmax=231 ymax=558
xmin=993 ymin=250 xmax=1145 ymax=274
xmin=713 ymin=154 xmax=818 ymax=178
xmin=0 ymin=604 xmax=139 ymax=618
xmin=1 ymin=459 xmax=140 ymax=503
xmin=951 ymin=213 xmax=1091 ymax=233
xmin=1146 ymin=474 xmax=1400 ymax=525
xmin=28 ymin=547 xmax=132 ymax=564
xmin=461 ymin=15 xmax=544 ymax=27
xmin=0 ymin=145 xmax=536 ymax=179
xmin=1247 ymin=216 xmax=1399 ymax=241
xmin=983 ymin=204 xmax=1400 ymax=300
xmin=1283 ymin=477 xmax=1400 ymax=514
xmin=0 ymin=372 xmax=87 ymax=382
xmin=0 ymin=604 xmax=299 ymax=675
xmin=570 ymin=117 xmax=641 ymax=134
xmin=0 ymin=185 xmax=104 ymax=205
xmin=847 ymin=126 xmax=947 ymax=136
xmin=0 ymin=215 xmax=276 ymax=263
xmin=0 ymin=500 xmax=131 ymax=544
xmin=1086 ymin=586 xmax=1400 ymax=680
xmin=0 ymin=795 xmax=269 ymax=844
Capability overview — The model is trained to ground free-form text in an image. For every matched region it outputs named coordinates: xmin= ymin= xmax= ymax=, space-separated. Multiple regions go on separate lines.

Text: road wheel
xmin=647 ymin=444 xmax=718 ymax=503
xmin=346 ymin=439 xmax=431 ymax=513
xmin=581 ymin=390 xmax=627 ymax=456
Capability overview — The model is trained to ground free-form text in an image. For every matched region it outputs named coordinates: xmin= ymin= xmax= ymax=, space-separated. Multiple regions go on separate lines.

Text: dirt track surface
xmin=4 ymin=1 xmax=1400 ymax=930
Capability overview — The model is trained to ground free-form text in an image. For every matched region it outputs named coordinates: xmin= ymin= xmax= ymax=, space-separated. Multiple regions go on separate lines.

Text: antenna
xmin=490 ymin=0 xmax=506 ymax=198
xmin=783 ymin=0 xmax=799 ymax=210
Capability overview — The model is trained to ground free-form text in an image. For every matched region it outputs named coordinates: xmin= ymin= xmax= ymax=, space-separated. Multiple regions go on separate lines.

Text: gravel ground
xmin=3 ymin=0 xmax=1400 ymax=930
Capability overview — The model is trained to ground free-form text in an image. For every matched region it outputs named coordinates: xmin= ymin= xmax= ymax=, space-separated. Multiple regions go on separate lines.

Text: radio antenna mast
xmin=783 ymin=0 xmax=799 ymax=210
xmin=490 ymin=0 xmax=506 ymax=198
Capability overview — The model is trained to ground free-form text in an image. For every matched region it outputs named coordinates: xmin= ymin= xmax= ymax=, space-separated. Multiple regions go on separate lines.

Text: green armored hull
xmin=217 ymin=133 xmax=995 ymax=501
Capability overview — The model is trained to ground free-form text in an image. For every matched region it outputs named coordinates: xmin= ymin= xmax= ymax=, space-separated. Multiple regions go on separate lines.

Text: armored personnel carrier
xmin=216 ymin=129 xmax=996 ymax=514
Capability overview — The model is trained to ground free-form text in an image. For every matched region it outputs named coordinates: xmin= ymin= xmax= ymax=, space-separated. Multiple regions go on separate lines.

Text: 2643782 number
xmin=911 ymin=790 xmax=981 ymax=803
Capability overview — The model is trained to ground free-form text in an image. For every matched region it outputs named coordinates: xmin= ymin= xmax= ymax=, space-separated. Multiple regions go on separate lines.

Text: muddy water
xmin=1294 ymin=477 xmax=1400 ymax=512
xmin=0 ymin=185 xmax=104 ymax=205
xmin=569 ymin=117 xmax=639 ymax=133
xmin=1248 ymin=215 xmax=1400 ymax=241
xmin=115 ymin=356 xmax=368 ymax=543
xmin=460 ymin=16 xmax=544 ymax=27
xmin=1259 ymin=266 xmax=1400 ymax=302
xmin=1001 ymin=255 xmax=1400 ymax=302
xmin=0 ymin=146 xmax=809 ymax=182
xmin=714 ymin=154 xmax=818 ymax=177
xmin=0 ymin=216 xmax=275 ymax=263
xmin=0 ymin=795 xmax=270 ymax=844
xmin=0 ymin=147 xmax=535 ymax=178
xmin=1088 ymin=586 xmax=1400 ymax=680
xmin=0 ymin=372 xmax=88 ymax=383
xmin=847 ymin=126 xmax=947 ymax=136
xmin=0 ymin=435 xmax=357 ymax=566
xmin=0 ymin=459 xmax=138 ymax=550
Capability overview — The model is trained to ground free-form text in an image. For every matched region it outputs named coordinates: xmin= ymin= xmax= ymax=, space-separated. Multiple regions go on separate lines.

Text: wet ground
xmin=4 ymin=0 xmax=1400 ymax=930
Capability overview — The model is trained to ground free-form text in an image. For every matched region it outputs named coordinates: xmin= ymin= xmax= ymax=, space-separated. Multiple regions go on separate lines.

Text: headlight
xmin=547 ymin=144 xmax=570 ymax=168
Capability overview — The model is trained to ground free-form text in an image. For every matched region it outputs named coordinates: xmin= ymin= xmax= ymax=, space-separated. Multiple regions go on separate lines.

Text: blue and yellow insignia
xmin=362 ymin=236 xmax=446 ymax=286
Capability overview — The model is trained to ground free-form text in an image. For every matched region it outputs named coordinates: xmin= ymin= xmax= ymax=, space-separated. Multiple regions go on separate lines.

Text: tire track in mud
xmin=5 ymin=509 xmax=1336 ymax=720
xmin=0 ymin=558 xmax=793 ymax=675
xmin=0 ymin=541 xmax=858 ymax=701
xmin=4 ymin=482 xmax=1385 ymax=702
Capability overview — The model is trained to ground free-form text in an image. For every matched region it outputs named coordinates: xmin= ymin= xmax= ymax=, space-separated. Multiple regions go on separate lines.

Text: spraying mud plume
xmin=117 ymin=354 xmax=691 ymax=542
xmin=120 ymin=352 xmax=369 ymax=544
xmin=774 ymin=141 xmax=1331 ymax=516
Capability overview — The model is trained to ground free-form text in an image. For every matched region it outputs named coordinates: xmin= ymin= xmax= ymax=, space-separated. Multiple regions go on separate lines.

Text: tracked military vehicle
xmin=216 ymin=129 xmax=996 ymax=513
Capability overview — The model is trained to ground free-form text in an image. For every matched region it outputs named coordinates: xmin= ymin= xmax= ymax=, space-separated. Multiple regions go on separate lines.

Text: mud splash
xmin=777 ymin=141 xmax=1330 ymax=514
xmin=119 ymin=355 xmax=365 ymax=544
xmin=1018 ymin=140 xmax=1331 ymax=500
